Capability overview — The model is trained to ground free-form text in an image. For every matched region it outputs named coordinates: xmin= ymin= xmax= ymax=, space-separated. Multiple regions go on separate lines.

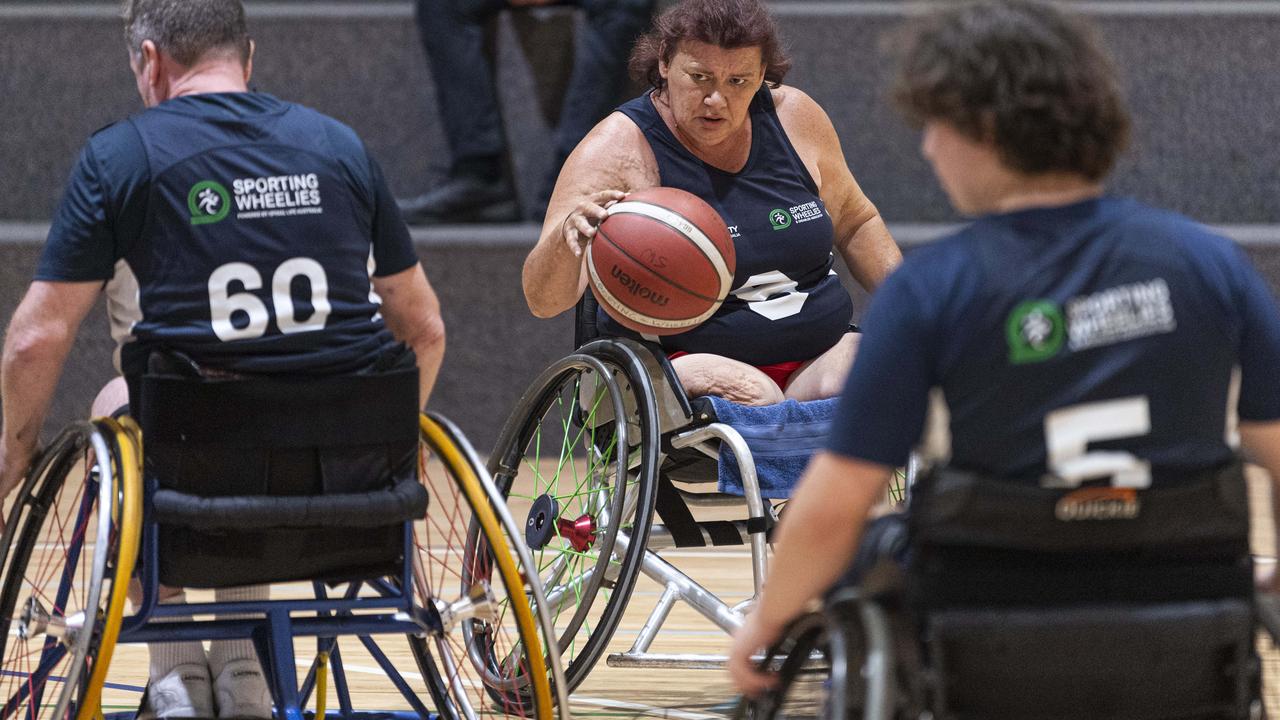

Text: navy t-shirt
xmin=607 ymin=87 xmax=853 ymax=365
xmin=38 ymin=92 xmax=417 ymax=378
xmin=826 ymin=197 xmax=1280 ymax=486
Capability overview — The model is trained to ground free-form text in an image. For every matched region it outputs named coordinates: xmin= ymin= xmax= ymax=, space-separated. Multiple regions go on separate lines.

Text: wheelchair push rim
xmin=413 ymin=414 xmax=556 ymax=720
xmin=486 ymin=349 xmax=660 ymax=692
xmin=0 ymin=421 xmax=141 ymax=720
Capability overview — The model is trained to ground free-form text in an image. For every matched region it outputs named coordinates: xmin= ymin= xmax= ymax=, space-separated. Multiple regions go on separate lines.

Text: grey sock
xmin=208 ymin=585 xmax=269 ymax=677
xmin=147 ymin=592 xmax=208 ymax=681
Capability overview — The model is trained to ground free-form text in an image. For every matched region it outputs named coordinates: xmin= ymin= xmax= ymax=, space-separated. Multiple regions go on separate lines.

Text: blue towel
xmin=707 ymin=396 xmax=838 ymax=498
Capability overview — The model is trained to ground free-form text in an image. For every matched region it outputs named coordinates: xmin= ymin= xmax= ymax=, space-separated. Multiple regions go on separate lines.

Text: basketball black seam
xmin=619 ymin=205 xmax=725 ymax=285
xmin=596 ymin=225 xmax=722 ymax=304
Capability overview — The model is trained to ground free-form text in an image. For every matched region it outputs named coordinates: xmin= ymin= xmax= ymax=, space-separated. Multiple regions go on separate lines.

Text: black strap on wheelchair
xmin=655 ymin=471 xmax=707 ymax=547
xmin=745 ymin=514 xmax=774 ymax=537
xmin=141 ymin=369 xmax=419 ymax=448
xmin=152 ymin=478 xmax=428 ymax=529
xmin=701 ymin=521 xmax=743 ymax=546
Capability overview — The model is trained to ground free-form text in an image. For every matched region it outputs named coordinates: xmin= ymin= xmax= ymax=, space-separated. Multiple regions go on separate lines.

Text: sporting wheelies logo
xmin=188 ymin=180 xmax=231 ymax=225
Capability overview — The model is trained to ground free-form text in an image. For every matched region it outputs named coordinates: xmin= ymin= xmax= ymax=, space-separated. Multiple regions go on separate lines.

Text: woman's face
xmin=659 ymin=40 xmax=765 ymax=151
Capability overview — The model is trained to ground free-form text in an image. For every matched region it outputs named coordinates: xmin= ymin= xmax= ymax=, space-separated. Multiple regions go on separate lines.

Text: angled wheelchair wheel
xmin=0 ymin=420 xmax=142 ymax=720
xmin=735 ymin=612 xmax=844 ymax=720
xmin=737 ymin=592 xmax=898 ymax=720
xmin=413 ymin=414 xmax=556 ymax=720
xmin=486 ymin=346 xmax=660 ymax=691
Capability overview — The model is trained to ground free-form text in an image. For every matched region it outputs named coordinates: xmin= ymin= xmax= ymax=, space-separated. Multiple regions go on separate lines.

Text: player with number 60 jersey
xmin=38 ymin=92 xmax=421 ymax=381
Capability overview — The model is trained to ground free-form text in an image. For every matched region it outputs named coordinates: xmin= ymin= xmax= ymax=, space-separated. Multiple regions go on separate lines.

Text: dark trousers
xmin=414 ymin=0 xmax=653 ymax=176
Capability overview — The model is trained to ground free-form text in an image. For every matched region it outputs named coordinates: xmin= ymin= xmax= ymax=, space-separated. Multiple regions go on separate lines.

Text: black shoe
xmin=397 ymin=174 xmax=521 ymax=225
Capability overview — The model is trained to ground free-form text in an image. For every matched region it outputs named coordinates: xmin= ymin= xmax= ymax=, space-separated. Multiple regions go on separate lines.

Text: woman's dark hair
xmin=629 ymin=0 xmax=791 ymax=91
xmin=892 ymin=0 xmax=1130 ymax=181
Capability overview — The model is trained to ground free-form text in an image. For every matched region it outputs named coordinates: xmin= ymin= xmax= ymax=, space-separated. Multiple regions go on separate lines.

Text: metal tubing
xmin=143 ymin=596 xmax=408 ymax=618
xmin=358 ymin=635 xmax=433 ymax=719
xmin=264 ymin=609 xmax=305 ymax=720
xmin=330 ymin=642 xmax=354 ymax=718
xmin=614 ymin=530 xmax=742 ymax=634
xmin=670 ymin=424 xmax=770 ymax=595
xmin=120 ymin=615 xmax=425 ymax=643
xmin=860 ymin=601 xmax=896 ymax=720
xmin=606 ymin=653 xmax=734 ymax=670
xmin=627 ymin=583 xmax=680 ymax=655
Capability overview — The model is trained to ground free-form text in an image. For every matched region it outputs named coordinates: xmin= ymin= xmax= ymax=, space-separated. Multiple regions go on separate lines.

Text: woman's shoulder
xmin=769 ymin=85 xmax=837 ymax=142
xmin=559 ymin=111 xmax=659 ymax=191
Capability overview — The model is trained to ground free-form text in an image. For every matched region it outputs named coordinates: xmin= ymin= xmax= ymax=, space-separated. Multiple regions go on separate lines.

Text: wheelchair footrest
xmin=152 ymin=479 xmax=428 ymax=529
xmin=607 ymin=651 xmax=732 ymax=670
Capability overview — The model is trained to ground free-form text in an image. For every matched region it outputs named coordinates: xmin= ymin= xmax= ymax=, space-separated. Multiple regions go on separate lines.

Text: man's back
xmin=829 ymin=197 xmax=1280 ymax=484
xmin=38 ymin=92 xmax=418 ymax=379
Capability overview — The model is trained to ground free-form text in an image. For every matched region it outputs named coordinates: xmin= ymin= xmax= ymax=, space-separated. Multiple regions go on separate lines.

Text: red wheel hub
xmin=557 ymin=514 xmax=597 ymax=553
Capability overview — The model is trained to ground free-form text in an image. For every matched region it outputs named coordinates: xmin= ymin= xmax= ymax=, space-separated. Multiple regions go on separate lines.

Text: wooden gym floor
xmin=13 ymin=460 xmax=1280 ymax=719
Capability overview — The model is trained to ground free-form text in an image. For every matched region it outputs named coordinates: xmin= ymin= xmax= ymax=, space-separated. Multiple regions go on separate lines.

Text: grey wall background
xmin=1 ymin=1 xmax=1278 ymax=450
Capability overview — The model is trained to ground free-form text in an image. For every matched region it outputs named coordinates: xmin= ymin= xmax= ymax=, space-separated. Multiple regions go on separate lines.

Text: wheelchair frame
xmin=490 ymin=332 xmax=868 ymax=678
xmin=0 ymin=413 xmax=570 ymax=720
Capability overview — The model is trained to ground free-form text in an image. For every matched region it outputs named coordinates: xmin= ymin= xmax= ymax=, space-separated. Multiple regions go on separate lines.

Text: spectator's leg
xmin=416 ymin=0 xmax=507 ymax=175
xmin=537 ymin=0 xmax=655 ymax=207
xmin=402 ymin=0 xmax=520 ymax=222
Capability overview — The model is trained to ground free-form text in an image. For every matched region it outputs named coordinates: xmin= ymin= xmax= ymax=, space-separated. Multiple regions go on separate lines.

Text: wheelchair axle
xmin=434 ymin=583 xmax=500 ymax=633
xmin=17 ymin=597 xmax=85 ymax=643
xmin=525 ymin=493 xmax=597 ymax=553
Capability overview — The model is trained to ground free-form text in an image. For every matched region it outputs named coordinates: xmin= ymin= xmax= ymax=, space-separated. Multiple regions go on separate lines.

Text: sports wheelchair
xmin=741 ymin=462 xmax=1280 ymax=720
xmin=0 ymin=361 xmax=569 ymax=720
xmin=485 ymin=293 xmax=907 ymax=691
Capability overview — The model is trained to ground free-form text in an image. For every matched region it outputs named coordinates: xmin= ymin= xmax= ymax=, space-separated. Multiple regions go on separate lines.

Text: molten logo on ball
xmin=610 ymin=265 xmax=669 ymax=307
xmin=588 ymin=187 xmax=736 ymax=336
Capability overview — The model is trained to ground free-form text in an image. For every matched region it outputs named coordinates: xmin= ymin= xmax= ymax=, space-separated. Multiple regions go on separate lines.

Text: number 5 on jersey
xmin=1043 ymin=396 xmax=1152 ymax=489
xmin=209 ymin=259 xmax=331 ymax=341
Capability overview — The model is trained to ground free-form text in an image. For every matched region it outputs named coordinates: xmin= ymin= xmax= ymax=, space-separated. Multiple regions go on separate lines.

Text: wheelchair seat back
xmin=905 ymin=463 xmax=1256 ymax=719
xmin=139 ymin=356 xmax=425 ymax=588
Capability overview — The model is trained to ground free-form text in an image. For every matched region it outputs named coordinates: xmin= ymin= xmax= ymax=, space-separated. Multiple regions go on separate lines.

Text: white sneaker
xmin=148 ymin=662 xmax=215 ymax=718
xmin=213 ymin=658 xmax=273 ymax=719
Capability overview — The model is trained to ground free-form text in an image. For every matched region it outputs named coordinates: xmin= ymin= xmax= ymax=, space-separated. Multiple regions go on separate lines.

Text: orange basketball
xmin=587 ymin=187 xmax=736 ymax=336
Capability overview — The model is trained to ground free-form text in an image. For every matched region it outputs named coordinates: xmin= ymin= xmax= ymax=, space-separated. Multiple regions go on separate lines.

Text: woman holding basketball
xmin=522 ymin=0 xmax=900 ymax=405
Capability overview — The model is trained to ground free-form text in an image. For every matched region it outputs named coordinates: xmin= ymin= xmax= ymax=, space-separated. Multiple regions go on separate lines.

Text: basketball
xmin=586 ymin=187 xmax=736 ymax=336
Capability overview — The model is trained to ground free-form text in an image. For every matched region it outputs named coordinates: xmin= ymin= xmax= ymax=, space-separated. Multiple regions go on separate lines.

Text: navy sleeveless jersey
xmin=826 ymin=197 xmax=1280 ymax=485
xmin=37 ymin=93 xmax=417 ymax=378
xmin=608 ymin=87 xmax=852 ymax=365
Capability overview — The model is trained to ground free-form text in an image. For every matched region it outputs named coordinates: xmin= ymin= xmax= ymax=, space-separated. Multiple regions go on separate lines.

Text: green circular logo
xmin=188 ymin=180 xmax=230 ymax=225
xmin=769 ymin=208 xmax=792 ymax=230
xmin=1006 ymin=299 xmax=1065 ymax=364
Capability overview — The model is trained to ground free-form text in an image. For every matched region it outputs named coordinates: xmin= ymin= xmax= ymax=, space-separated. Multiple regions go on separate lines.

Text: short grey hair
xmin=123 ymin=0 xmax=251 ymax=67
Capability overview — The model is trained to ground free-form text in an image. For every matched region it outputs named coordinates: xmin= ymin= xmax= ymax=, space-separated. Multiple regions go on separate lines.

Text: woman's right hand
xmin=560 ymin=190 xmax=627 ymax=258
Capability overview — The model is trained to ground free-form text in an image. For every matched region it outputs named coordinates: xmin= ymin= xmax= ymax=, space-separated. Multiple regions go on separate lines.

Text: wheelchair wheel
xmin=412 ymin=415 xmax=556 ymax=720
xmin=486 ymin=348 xmax=660 ymax=691
xmin=0 ymin=420 xmax=142 ymax=720
xmin=735 ymin=612 xmax=847 ymax=720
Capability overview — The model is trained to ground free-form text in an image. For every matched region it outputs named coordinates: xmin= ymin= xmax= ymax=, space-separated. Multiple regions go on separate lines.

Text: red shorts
xmin=667 ymin=352 xmax=807 ymax=390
